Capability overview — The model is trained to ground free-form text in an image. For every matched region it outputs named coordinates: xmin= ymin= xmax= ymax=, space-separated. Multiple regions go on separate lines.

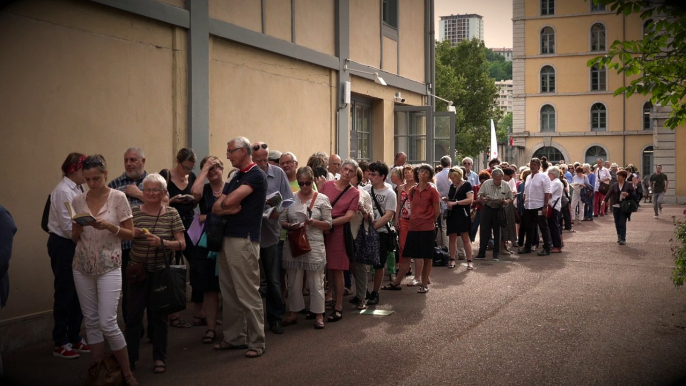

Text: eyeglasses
xmin=297 ymin=181 xmax=313 ymax=186
xmin=181 ymin=164 xmax=193 ymax=172
xmin=463 ymin=162 xmax=472 ymax=165
xmin=143 ymin=188 xmax=164 ymax=193
xmin=280 ymin=160 xmax=295 ymax=166
xmin=252 ymin=143 xmax=268 ymax=151
xmin=226 ymin=147 xmax=243 ymax=155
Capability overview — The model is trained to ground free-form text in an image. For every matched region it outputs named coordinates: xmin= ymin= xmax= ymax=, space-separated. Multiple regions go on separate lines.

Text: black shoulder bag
xmin=328 ymin=184 xmax=354 ymax=260
xmin=371 ymin=186 xmax=399 ymax=253
xmin=149 ymin=211 xmax=187 ymax=315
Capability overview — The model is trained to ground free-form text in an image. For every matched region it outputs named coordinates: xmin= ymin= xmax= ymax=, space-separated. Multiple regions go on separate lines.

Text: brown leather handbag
xmin=86 ymin=353 xmax=123 ymax=386
xmin=287 ymin=193 xmax=317 ymax=257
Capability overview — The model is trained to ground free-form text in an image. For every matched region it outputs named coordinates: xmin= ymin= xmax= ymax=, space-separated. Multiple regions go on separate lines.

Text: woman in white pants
xmin=280 ymin=167 xmax=332 ymax=329
xmin=570 ymin=166 xmax=589 ymax=223
xmin=71 ymin=155 xmax=137 ymax=386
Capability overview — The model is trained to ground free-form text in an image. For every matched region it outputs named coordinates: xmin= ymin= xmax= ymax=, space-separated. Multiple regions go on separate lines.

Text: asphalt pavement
xmin=4 ymin=203 xmax=686 ymax=386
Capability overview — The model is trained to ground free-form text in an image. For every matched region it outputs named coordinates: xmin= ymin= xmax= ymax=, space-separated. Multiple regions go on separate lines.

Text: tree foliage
xmin=485 ymin=49 xmax=513 ymax=81
xmin=587 ymin=0 xmax=686 ymax=130
xmin=435 ymin=39 xmax=503 ymax=157
xmin=497 ymin=112 xmax=513 ymax=143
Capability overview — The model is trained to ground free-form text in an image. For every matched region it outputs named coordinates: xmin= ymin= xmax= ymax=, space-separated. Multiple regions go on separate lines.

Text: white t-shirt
xmin=524 ymin=172 xmax=551 ymax=210
xmin=434 ymin=169 xmax=451 ymax=210
xmin=364 ymin=184 xmax=397 ymax=233
xmin=549 ymin=179 xmax=564 ymax=211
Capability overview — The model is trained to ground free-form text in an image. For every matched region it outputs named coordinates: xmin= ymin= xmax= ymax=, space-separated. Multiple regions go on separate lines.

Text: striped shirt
xmin=478 ymin=179 xmax=513 ymax=208
xmin=130 ymin=206 xmax=185 ymax=271
xmin=108 ymin=171 xmax=148 ymax=250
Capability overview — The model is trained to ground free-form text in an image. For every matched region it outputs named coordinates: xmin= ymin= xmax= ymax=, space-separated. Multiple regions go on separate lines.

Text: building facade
xmin=512 ymin=0 xmax=685 ymax=204
xmin=438 ymin=13 xmax=484 ymax=46
xmin=0 ymin=0 xmax=452 ymax=350
xmin=492 ymin=47 xmax=513 ymax=61
xmin=496 ymin=79 xmax=514 ymax=113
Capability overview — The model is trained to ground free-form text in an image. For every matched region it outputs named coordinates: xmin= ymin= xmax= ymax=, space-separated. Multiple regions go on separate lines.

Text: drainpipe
xmin=622 ymin=13 xmax=626 ymax=166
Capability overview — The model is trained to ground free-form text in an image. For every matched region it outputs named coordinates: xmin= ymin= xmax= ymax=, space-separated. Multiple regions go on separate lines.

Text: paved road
xmin=5 ymin=205 xmax=686 ymax=386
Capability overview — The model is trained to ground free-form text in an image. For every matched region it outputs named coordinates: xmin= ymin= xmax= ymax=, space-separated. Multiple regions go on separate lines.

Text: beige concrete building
xmin=496 ymin=79 xmax=514 ymax=113
xmin=492 ymin=47 xmax=513 ymax=61
xmin=512 ymin=0 xmax=685 ymax=203
xmin=438 ymin=13 xmax=484 ymax=46
xmin=0 ymin=0 xmax=454 ymax=350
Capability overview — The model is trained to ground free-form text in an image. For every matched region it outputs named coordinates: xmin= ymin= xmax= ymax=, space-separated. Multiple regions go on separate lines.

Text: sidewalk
xmin=3 ymin=204 xmax=686 ymax=386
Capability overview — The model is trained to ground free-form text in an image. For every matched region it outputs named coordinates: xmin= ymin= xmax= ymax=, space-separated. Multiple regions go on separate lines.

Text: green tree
xmin=497 ymin=112 xmax=513 ymax=143
xmin=485 ymin=48 xmax=513 ymax=80
xmin=587 ymin=0 xmax=686 ymax=130
xmin=435 ymin=39 xmax=503 ymax=158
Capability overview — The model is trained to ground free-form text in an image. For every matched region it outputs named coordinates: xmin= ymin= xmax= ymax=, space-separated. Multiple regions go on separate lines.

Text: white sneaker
xmin=654 ymin=215 xmax=659 ymax=219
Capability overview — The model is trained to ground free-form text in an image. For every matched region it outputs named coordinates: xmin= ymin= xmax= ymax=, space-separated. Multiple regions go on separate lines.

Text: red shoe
xmin=72 ymin=339 xmax=91 ymax=353
xmin=53 ymin=344 xmax=80 ymax=359
xmin=551 ymin=247 xmax=562 ymax=253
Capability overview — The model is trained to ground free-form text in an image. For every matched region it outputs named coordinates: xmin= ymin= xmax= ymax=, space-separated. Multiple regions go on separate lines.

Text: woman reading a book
xmin=126 ymin=173 xmax=185 ymax=374
xmin=70 ymin=155 xmax=138 ymax=386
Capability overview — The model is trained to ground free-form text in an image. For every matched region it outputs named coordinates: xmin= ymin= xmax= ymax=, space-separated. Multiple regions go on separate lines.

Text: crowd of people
xmin=44 ymin=138 xmax=669 ymax=384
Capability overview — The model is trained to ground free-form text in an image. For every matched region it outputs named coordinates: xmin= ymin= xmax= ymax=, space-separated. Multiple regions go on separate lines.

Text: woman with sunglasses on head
xmin=126 ymin=173 xmax=185 ymax=375
xmin=70 ymin=155 xmax=138 ymax=385
xmin=190 ymin=156 xmax=228 ymax=344
xmin=280 ymin=167 xmax=332 ymax=329
xmin=160 ymin=147 xmax=197 ymax=328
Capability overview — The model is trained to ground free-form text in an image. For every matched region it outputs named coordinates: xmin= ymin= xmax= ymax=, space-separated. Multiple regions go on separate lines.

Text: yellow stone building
xmin=512 ymin=0 xmax=684 ymax=204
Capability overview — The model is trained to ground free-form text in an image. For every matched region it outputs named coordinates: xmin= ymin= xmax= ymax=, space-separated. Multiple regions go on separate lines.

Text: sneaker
xmin=367 ymin=291 xmax=380 ymax=305
xmin=492 ymin=256 xmax=500 ymax=262
xmin=72 ymin=339 xmax=90 ymax=353
xmin=53 ymin=344 xmax=80 ymax=359
xmin=619 ymin=240 xmax=626 ymax=245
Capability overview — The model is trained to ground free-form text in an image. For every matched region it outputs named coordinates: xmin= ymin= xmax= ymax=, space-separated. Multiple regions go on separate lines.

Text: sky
xmin=434 ymin=0 xmax=514 ymax=49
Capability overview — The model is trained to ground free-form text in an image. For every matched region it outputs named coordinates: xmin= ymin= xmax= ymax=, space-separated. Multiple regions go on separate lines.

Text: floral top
xmin=398 ymin=184 xmax=413 ymax=220
xmin=72 ymin=189 xmax=132 ymax=275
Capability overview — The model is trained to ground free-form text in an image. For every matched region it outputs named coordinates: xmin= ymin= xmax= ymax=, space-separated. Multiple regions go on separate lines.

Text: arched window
xmin=642 ymin=146 xmax=654 ymax=177
xmin=534 ymin=146 xmax=564 ymax=164
xmin=541 ymin=27 xmax=555 ymax=54
xmin=540 ymin=66 xmax=556 ymax=93
xmin=591 ymin=64 xmax=606 ymax=91
xmin=591 ymin=103 xmax=606 ymax=131
xmin=591 ymin=23 xmax=606 ymax=51
xmin=541 ymin=0 xmax=554 ymax=15
xmin=585 ymin=146 xmax=607 ymax=165
xmin=541 ymin=104 xmax=556 ymax=132
xmin=643 ymin=101 xmax=653 ymax=130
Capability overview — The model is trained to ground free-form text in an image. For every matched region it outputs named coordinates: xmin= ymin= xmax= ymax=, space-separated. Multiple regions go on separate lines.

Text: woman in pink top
xmin=320 ymin=160 xmax=359 ymax=322
xmin=383 ymin=164 xmax=440 ymax=294
xmin=71 ymin=155 xmax=137 ymax=386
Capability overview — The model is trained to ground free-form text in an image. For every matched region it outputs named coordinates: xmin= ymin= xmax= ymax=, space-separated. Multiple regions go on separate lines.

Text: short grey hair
xmin=228 ymin=137 xmax=251 ymax=155
xmin=548 ymin=166 xmax=560 ymax=179
xmin=280 ymin=152 xmax=298 ymax=162
xmin=341 ymin=159 xmax=359 ymax=170
xmin=142 ymin=173 xmax=167 ymax=191
xmin=440 ymin=155 xmax=451 ymax=168
xmin=491 ymin=168 xmax=504 ymax=178
xmin=125 ymin=147 xmax=145 ymax=158
xmin=462 ymin=156 xmax=473 ymax=165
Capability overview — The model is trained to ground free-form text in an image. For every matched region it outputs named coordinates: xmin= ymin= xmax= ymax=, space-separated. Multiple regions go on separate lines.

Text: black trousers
xmin=522 ymin=208 xmax=552 ymax=251
xmin=477 ymin=206 xmax=501 ymax=258
xmin=560 ymin=204 xmax=572 ymax=230
xmin=548 ymin=209 xmax=562 ymax=248
xmin=125 ymin=275 xmax=169 ymax=363
xmin=47 ymin=233 xmax=83 ymax=347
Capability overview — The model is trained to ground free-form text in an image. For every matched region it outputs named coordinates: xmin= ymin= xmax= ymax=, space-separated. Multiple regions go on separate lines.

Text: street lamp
xmin=344 ymin=60 xmax=387 ymax=86
xmin=427 ymin=92 xmax=455 ymax=112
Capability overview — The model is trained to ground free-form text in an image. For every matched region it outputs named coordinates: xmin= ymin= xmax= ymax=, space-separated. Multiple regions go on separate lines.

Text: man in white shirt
xmin=434 ymin=156 xmax=451 ymax=248
xmin=462 ymin=157 xmax=480 ymax=188
xmin=520 ymin=158 xmax=552 ymax=256
xmin=594 ymin=158 xmax=612 ymax=217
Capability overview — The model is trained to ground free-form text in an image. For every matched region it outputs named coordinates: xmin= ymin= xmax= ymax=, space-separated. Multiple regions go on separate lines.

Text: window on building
xmin=591 ymin=23 xmax=606 ymax=51
xmin=643 ymin=101 xmax=653 ymax=130
xmin=591 ymin=1 xmax=605 ymax=11
xmin=541 ymin=27 xmax=555 ymax=54
xmin=540 ymin=65 xmax=556 ymax=93
xmin=541 ymin=0 xmax=554 ymax=15
xmin=350 ymin=100 xmax=372 ymax=161
xmin=591 ymin=103 xmax=607 ymax=131
xmin=642 ymin=146 xmax=654 ymax=178
xmin=585 ymin=146 xmax=607 ymax=165
xmin=382 ymin=0 xmax=398 ymax=29
xmin=590 ymin=64 xmax=606 ymax=91
xmin=534 ymin=146 xmax=564 ymax=164
xmin=541 ymin=104 xmax=556 ymax=132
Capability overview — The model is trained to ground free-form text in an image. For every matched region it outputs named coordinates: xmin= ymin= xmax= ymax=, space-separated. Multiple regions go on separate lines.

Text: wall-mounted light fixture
xmin=428 ymin=92 xmax=456 ymax=113
xmin=344 ymin=60 xmax=387 ymax=86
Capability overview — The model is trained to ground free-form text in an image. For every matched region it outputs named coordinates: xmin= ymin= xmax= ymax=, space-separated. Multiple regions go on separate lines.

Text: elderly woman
xmin=281 ymin=167 xmax=333 ymax=328
xmin=190 ymin=156 xmax=228 ymax=344
xmin=470 ymin=171 xmax=491 ymax=243
xmin=320 ymin=160 xmax=359 ymax=322
xmin=445 ymin=167 xmax=474 ymax=270
xmin=570 ymin=167 xmax=590 ymax=224
xmin=160 ymin=147 xmax=198 ymax=328
xmin=125 ymin=173 xmax=185 ymax=374
xmin=516 ymin=168 xmax=532 ymax=249
xmin=70 ymin=155 xmax=137 ymax=385
xmin=583 ymin=164 xmax=595 ymax=221
xmin=475 ymin=168 xmax=514 ymax=261
xmin=348 ymin=167 xmax=373 ymax=308
xmin=603 ymin=170 xmax=636 ymax=245
xmin=547 ymin=167 xmax=564 ymax=253
xmin=383 ymin=164 xmax=440 ymax=293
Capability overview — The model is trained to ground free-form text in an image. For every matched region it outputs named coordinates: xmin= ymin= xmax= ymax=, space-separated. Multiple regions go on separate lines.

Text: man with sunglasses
xmin=252 ymin=142 xmax=293 ymax=335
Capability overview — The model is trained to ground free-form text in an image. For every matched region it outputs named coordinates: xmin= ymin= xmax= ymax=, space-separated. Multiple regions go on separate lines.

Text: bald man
xmin=328 ymin=154 xmax=342 ymax=180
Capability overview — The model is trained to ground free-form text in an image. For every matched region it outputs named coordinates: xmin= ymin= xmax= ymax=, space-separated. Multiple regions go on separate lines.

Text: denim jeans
xmin=612 ymin=207 xmax=628 ymax=241
xmin=653 ymin=192 xmax=665 ymax=216
xmin=47 ymin=234 xmax=83 ymax=347
xmin=259 ymin=244 xmax=284 ymax=325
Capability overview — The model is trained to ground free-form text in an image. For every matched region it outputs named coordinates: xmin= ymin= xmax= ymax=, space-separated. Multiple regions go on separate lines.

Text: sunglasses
xmin=463 ymin=162 xmax=472 ymax=165
xmin=252 ymin=143 xmax=268 ymax=151
xmin=297 ymin=181 xmax=313 ymax=187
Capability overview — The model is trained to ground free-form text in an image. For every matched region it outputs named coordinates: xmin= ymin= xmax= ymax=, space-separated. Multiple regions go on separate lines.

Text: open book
xmin=263 ymin=192 xmax=295 ymax=219
xmin=64 ymin=202 xmax=97 ymax=226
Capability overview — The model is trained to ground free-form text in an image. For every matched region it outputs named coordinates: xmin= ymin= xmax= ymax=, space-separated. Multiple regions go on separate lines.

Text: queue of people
xmin=45 ymin=142 xmax=659 ymax=384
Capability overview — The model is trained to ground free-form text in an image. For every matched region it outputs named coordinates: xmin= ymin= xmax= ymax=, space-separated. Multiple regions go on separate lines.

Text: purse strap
xmin=329 ymin=183 xmax=352 ymax=209
xmin=370 ymin=186 xmax=393 ymax=233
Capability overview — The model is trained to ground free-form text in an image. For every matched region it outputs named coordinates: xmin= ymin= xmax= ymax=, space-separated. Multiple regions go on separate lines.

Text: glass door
xmin=394 ymin=106 xmax=455 ymax=166
xmin=433 ymin=112 xmax=456 ymax=166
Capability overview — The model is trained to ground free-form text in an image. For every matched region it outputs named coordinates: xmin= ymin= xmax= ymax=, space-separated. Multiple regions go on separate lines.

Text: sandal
xmin=448 ymin=259 xmax=456 ymax=268
xmin=192 ymin=316 xmax=207 ymax=326
xmin=152 ymin=362 xmax=166 ymax=374
xmin=170 ymin=317 xmax=191 ymax=328
xmin=381 ymin=282 xmax=402 ymax=291
xmin=407 ymin=279 xmax=420 ymax=287
xmin=467 ymin=260 xmax=474 ymax=270
xmin=314 ymin=320 xmax=325 ymax=330
xmin=245 ymin=347 xmax=266 ymax=358
xmin=418 ymin=286 xmax=429 ymax=294
xmin=327 ymin=310 xmax=343 ymax=322
xmin=124 ymin=373 xmax=139 ymax=386
xmin=325 ymin=300 xmax=335 ymax=310
xmin=214 ymin=341 xmax=248 ymax=351
xmin=202 ymin=329 xmax=215 ymax=344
